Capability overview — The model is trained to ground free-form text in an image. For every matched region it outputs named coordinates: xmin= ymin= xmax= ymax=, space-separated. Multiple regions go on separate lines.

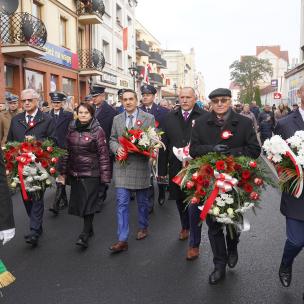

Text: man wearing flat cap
xmin=7 ymin=89 xmax=56 ymax=247
xmin=0 ymin=94 xmax=21 ymax=146
xmin=189 ymin=88 xmax=260 ymax=285
xmin=48 ymin=92 xmax=74 ymax=215
xmin=140 ymin=84 xmax=169 ymax=211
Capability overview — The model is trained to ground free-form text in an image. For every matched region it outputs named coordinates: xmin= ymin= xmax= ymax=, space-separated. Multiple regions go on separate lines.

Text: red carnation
xmin=128 ymin=129 xmax=143 ymax=139
xmin=205 ymin=165 xmax=214 ymax=176
xmin=41 ymin=160 xmax=49 ymax=168
xmin=234 ymin=163 xmax=242 ymax=171
xmin=196 ymin=175 xmax=204 ymax=184
xmin=216 ymin=160 xmax=226 ymax=171
xmin=242 ymin=170 xmax=251 ymax=180
xmin=155 ymin=120 xmax=160 ymax=128
xmin=46 ymin=146 xmax=53 ymax=153
xmin=243 ymin=183 xmax=253 ymax=193
xmin=202 ymin=180 xmax=210 ymax=188
xmin=5 ymin=162 xmax=13 ymax=172
xmin=36 ymin=149 xmax=44 ymax=157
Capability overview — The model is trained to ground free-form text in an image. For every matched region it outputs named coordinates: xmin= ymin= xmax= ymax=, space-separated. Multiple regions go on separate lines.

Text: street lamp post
xmin=128 ymin=62 xmax=139 ymax=91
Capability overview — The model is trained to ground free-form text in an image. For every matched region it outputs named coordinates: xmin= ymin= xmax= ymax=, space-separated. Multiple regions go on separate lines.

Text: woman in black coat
xmin=59 ymin=103 xmax=111 ymax=248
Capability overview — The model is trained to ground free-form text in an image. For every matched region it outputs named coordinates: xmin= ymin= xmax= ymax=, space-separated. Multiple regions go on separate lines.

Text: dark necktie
xmin=54 ymin=114 xmax=59 ymax=121
xmin=27 ymin=115 xmax=33 ymax=124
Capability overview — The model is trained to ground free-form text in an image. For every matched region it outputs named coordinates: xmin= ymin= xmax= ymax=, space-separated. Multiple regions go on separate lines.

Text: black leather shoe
xmin=25 ymin=235 xmax=39 ymax=247
xmin=227 ymin=250 xmax=238 ymax=268
xmin=76 ymin=234 xmax=89 ymax=248
xmin=279 ymin=264 xmax=292 ymax=287
xmin=209 ymin=269 xmax=226 ymax=285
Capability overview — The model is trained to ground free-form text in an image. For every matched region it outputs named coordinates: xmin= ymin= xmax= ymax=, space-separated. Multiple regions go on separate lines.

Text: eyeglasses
xmin=21 ymin=99 xmax=34 ymax=103
xmin=211 ymin=98 xmax=231 ymax=104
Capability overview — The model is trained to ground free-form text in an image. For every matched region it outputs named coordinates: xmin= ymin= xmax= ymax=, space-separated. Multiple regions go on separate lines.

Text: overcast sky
xmin=136 ymin=0 xmax=301 ymax=96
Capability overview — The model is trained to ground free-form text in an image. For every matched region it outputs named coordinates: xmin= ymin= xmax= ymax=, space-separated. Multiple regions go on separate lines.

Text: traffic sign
xmin=273 ymin=92 xmax=282 ymax=99
xmin=271 ymin=79 xmax=278 ymax=87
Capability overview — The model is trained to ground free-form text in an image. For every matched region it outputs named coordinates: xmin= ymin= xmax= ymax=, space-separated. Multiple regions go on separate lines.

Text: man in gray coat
xmin=109 ymin=89 xmax=155 ymax=253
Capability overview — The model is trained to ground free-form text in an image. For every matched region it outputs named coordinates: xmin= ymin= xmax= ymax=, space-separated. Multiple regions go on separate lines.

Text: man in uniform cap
xmin=189 ymin=87 xmax=260 ymax=284
xmin=48 ymin=92 xmax=74 ymax=215
xmin=7 ymin=89 xmax=56 ymax=247
xmin=140 ymin=84 xmax=169 ymax=211
xmin=90 ymin=85 xmax=117 ymax=203
xmin=84 ymin=95 xmax=93 ymax=105
xmin=0 ymin=94 xmax=21 ymax=146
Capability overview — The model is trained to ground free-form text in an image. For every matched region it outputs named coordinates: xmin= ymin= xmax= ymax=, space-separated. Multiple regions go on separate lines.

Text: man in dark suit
xmin=140 ymin=84 xmax=170 ymax=212
xmin=274 ymin=84 xmax=304 ymax=288
xmin=189 ymin=88 xmax=261 ymax=284
xmin=48 ymin=92 xmax=74 ymax=215
xmin=158 ymin=87 xmax=206 ymax=260
xmin=91 ymin=85 xmax=117 ymax=203
xmin=7 ymin=89 xmax=56 ymax=246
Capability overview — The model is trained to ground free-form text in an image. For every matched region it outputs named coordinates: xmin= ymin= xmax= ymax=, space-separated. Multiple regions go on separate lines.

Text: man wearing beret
xmin=0 ymin=94 xmax=22 ymax=146
xmin=48 ymin=92 xmax=74 ymax=215
xmin=140 ymin=84 xmax=169 ymax=211
xmin=91 ymin=85 xmax=117 ymax=204
xmin=189 ymin=88 xmax=261 ymax=284
xmin=7 ymin=89 xmax=56 ymax=247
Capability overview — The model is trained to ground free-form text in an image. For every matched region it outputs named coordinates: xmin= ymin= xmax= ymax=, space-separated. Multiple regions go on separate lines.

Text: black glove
xmin=213 ymin=144 xmax=230 ymax=154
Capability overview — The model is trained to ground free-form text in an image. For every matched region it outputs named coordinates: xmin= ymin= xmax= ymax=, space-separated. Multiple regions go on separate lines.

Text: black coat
xmin=50 ymin=109 xmax=74 ymax=148
xmin=274 ymin=109 xmax=304 ymax=221
xmin=189 ymin=110 xmax=261 ymax=159
xmin=0 ymin=149 xmax=14 ymax=230
xmin=158 ymin=105 xmax=206 ymax=200
xmin=258 ymin=110 xmax=275 ymax=138
xmin=7 ymin=109 xmax=56 ymax=143
xmin=140 ymin=103 xmax=169 ymax=128
xmin=95 ymin=101 xmax=117 ymax=142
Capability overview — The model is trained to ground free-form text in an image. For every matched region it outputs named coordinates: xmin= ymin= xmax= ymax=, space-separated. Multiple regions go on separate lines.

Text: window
xmin=59 ymin=17 xmax=67 ymax=47
xmin=32 ymin=1 xmax=42 ymax=19
xmin=116 ymin=4 xmax=122 ymax=26
xmin=78 ymin=28 xmax=85 ymax=49
xmin=50 ymin=75 xmax=58 ymax=93
xmin=116 ymin=49 xmax=122 ymax=69
xmin=62 ymin=77 xmax=74 ymax=96
xmin=102 ymin=40 xmax=110 ymax=63
xmin=4 ymin=65 xmax=13 ymax=88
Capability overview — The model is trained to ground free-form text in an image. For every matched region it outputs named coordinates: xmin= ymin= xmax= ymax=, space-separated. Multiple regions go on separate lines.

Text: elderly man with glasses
xmin=189 ymin=88 xmax=261 ymax=285
xmin=7 ymin=89 xmax=56 ymax=247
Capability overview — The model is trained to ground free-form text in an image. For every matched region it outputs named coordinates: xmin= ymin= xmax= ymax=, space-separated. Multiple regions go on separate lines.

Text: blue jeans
xmin=116 ymin=188 xmax=149 ymax=241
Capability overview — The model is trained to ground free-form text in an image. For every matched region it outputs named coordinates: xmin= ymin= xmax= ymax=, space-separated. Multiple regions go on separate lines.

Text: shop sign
xmin=101 ymin=72 xmax=117 ymax=85
xmin=40 ymin=42 xmax=79 ymax=69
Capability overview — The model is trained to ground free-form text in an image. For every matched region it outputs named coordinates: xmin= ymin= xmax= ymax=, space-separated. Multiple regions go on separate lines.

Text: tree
xmin=254 ymin=87 xmax=262 ymax=107
xmin=230 ymin=56 xmax=273 ymax=103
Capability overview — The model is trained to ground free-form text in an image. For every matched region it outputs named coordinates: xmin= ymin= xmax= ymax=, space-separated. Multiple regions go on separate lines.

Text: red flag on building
xmin=123 ymin=27 xmax=128 ymax=51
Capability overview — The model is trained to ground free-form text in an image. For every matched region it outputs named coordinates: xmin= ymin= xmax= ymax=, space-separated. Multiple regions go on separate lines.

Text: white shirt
xmin=299 ymin=107 xmax=304 ymax=122
xmin=25 ymin=108 xmax=38 ymax=123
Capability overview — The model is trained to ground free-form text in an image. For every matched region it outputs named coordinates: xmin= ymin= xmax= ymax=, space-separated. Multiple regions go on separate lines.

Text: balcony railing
xmin=1 ymin=12 xmax=47 ymax=50
xmin=136 ymin=40 xmax=150 ymax=56
xmin=149 ymin=51 xmax=167 ymax=68
xmin=149 ymin=73 xmax=164 ymax=86
xmin=76 ymin=0 xmax=105 ymax=24
xmin=78 ymin=48 xmax=105 ymax=76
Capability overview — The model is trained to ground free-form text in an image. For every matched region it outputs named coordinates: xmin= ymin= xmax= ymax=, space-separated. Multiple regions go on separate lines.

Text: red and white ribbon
xmin=199 ymin=171 xmax=238 ymax=221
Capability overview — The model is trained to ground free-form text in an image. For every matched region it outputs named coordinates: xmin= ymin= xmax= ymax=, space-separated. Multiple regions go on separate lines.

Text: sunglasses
xmin=211 ymin=98 xmax=231 ymax=104
xmin=21 ymin=99 xmax=35 ymax=103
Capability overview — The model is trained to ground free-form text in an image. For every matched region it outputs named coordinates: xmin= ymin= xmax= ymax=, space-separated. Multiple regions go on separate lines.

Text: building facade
xmin=92 ymin=0 xmax=136 ymax=104
xmin=135 ymin=20 xmax=167 ymax=99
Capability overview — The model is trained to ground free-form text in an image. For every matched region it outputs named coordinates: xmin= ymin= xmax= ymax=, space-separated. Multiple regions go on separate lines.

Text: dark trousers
xmin=23 ymin=195 xmax=44 ymax=234
xmin=176 ymin=200 xmax=202 ymax=247
xmin=281 ymin=217 xmax=304 ymax=267
xmin=206 ymin=215 xmax=240 ymax=269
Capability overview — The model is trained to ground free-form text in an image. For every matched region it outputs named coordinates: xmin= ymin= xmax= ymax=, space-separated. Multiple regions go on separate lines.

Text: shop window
xmin=25 ymin=69 xmax=44 ymax=101
xmin=4 ymin=65 xmax=13 ymax=88
xmin=60 ymin=16 xmax=67 ymax=48
xmin=50 ymin=75 xmax=58 ymax=92
xmin=116 ymin=48 xmax=122 ymax=70
xmin=62 ymin=77 xmax=74 ymax=96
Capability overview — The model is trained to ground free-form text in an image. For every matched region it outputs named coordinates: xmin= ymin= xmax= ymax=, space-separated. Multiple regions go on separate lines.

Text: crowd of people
xmin=0 ymin=83 xmax=304 ymax=290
